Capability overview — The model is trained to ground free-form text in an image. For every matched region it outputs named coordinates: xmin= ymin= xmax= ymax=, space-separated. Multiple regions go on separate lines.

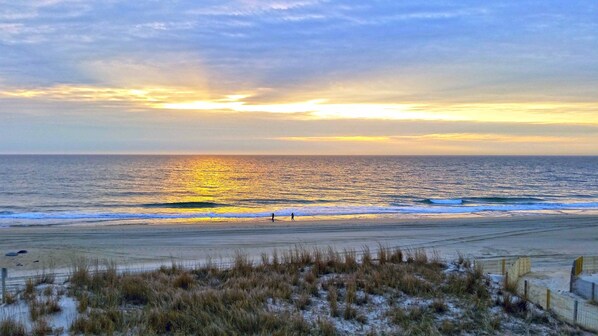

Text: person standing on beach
xmin=271 ymin=213 xmax=275 ymax=222
xmin=291 ymin=213 xmax=295 ymax=221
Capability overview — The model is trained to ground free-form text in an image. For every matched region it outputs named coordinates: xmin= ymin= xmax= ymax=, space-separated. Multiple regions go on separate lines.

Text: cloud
xmin=1 ymin=0 xmax=598 ymax=153
xmin=279 ymin=136 xmax=392 ymax=142
xmin=78 ymin=56 xmax=210 ymax=87
xmin=277 ymin=133 xmax=580 ymax=144
xmin=2 ymin=83 xmax=597 ymax=126
xmin=271 ymin=133 xmax=598 ymax=155
xmin=186 ymin=0 xmax=325 ymax=16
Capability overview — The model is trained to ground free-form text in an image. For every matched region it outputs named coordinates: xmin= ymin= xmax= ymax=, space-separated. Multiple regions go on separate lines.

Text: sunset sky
xmin=1 ymin=0 xmax=597 ymax=154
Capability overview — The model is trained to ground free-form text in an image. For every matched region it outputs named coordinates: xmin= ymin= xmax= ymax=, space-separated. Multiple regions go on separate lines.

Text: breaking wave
xmin=142 ymin=202 xmax=223 ymax=209
xmin=1 ymin=201 xmax=598 ymax=225
xmin=423 ymin=197 xmax=545 ymax=205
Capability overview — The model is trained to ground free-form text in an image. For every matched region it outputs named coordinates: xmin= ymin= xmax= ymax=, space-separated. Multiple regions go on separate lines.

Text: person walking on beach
xmin=291 ymin=213 xmax=295 ymax=221
xmin=271 ymin=213 xmax=275 ymax=222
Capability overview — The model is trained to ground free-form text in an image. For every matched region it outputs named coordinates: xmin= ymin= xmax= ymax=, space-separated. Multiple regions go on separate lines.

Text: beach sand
xmin=1 ymin=214 xmax=597 ymax=286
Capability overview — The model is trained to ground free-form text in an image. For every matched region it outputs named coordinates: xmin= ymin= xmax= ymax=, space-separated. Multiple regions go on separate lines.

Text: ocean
xmin=0 ymin=155 xmax=597 ymax=227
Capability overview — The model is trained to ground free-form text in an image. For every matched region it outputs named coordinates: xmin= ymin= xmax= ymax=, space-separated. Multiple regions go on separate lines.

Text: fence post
xmin=524 ymin=280 xmax=528 ymax=300
xmin=573 ymin=300 xmax=578 ymax=323
xmin=501 ymin=258 xmax=506 ymax=275
xmin=546 ymin=289 xmax=551 ymax=310
xmin=1 ymin=268 xmax=6 ymax=304
xmin=504 ymin=272 xmax=509 ymax=289
xmin=570 ymin=260 xmax=576 ymax=292
xmin=593 ymin=282 xmax=596 ymax=301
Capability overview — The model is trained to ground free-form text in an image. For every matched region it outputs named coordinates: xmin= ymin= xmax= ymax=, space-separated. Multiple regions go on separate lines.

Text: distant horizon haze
xmin=1 ymin=154 xmax=598 ymax=157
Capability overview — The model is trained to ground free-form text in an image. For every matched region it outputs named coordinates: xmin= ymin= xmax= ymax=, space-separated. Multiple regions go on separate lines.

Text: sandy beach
xmin=1 ymin=214 xmax=597 ymax=282
xmin=1 ymin=214 xmax=597 ymax=335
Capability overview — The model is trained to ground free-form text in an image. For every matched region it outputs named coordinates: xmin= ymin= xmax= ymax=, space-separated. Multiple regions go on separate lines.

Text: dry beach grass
xmin=0 ymin=245 xmax=591 ymax=335
xmin=66 ymin=248 xmax=593 ymax=334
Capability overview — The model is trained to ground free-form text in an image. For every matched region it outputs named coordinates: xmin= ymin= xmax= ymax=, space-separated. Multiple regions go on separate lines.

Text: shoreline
xmin=1 ymin=213 xmax=597 ymax=279
xmin=3 ymin=208 xmax=597 ymax=229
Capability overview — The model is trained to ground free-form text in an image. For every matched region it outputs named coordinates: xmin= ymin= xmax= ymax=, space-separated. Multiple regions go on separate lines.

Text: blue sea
xmin=0 ymin=155 xmax=597 ymax=227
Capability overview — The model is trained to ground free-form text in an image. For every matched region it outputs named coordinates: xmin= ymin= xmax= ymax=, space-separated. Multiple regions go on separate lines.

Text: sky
xmin=0 ymin=0 xmax=597 ymax=154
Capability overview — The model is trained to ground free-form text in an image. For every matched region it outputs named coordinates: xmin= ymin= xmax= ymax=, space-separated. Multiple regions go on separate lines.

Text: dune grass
xmin=57 ymin=246 xmax=579 ymax=335
xmin=1 ymin=245 xmax=584 ymax=335
xmin=0 ymin=246 xmax=580 ymax=335
xmin=0 ymin=246 xmax=581 ymax=335
xmin=0 ymin=317 xmax=26 ymax=336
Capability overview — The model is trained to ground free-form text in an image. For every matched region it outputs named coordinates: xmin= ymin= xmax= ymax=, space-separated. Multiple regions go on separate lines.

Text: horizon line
xmin=1 ymin=153 xmax=597 ymax=157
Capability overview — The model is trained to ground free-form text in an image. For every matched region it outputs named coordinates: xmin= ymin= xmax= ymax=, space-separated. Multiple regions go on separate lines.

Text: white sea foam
xmin=1 ymin=201 xmax=598 ymax=225
xmin=427 ymin=199 xmax=464 ymax=205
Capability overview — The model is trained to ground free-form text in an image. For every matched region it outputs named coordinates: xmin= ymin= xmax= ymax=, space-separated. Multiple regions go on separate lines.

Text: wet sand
xmin=1 ymin=214 xmax=597 ymax=284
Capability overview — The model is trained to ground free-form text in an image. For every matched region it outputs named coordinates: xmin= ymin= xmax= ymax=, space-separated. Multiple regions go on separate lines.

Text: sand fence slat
xmin=477 ymin=256 xmax=598 ymax=332
xmin=571 ymin=256 xmax=598 ymax=300
xmin=505 ymin=257 xmax=531 ymax=287
xmin=475 ymin=257 xmax=520 ymax=275
xmin=577 ymin=301 xmax=598 ymax=330
xmin=582 ymin=256 xmax=598 ymax=273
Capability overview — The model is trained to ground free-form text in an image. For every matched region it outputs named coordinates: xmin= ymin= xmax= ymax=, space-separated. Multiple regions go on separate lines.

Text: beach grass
xmin=54 ymin=246 xmax=578 ymax=335
xmin=0 ymin=317 xmax=26 ymax=336
xmin=2 ymin=245 xmax=586 ymax=335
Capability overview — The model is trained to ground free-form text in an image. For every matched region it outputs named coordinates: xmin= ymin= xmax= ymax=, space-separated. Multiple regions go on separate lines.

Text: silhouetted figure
xmin=271 ymin=213 xmax=275 ymax=222
xmin=291 ymin=213 xmax=295 ymax=221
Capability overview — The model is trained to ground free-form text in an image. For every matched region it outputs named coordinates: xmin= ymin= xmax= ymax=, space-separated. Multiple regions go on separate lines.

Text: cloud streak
xmin=277 ymin=133 xmax=582 ymax=144
xmin=2 ymin=84 xmax=596 ymax=125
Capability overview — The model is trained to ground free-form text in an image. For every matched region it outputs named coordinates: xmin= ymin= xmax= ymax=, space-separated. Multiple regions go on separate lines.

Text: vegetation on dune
xmin=0 ymin=317 xmax=26 ymax=336
xmin=2 ymin=245 xmax=583 ymax=335
xmin=61 ymin=245 xmax=564 ymax=336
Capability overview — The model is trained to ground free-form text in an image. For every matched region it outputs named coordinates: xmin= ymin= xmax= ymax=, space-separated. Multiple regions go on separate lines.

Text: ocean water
xmin=0 ymin=155 xmax=597 ymax=227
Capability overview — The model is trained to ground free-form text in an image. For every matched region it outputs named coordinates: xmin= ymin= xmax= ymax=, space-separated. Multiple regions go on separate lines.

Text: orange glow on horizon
xmin=277 ymin=133 xmax=583 ymax=144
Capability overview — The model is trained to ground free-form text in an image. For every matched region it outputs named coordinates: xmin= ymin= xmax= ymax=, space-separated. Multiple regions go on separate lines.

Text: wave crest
xmin=423 ymin=197 xmax=545 ymax=205
xmin=465 ymin=197 xmax=545 ymax=203
xmin=142 ymin=202 xmax=222 ymax=209
xmin=423 ymin=199 xmax=463 ymax=205
xmin=2 ymin=201 xmax=598 ymax=223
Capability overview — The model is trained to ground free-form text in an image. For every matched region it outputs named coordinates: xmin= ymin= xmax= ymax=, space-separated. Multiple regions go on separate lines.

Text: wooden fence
xmin=477 ymin=257 xmax=598 ymax=332
xmin=571 ymin=256 xmax=598 ymax=301
xmin=505 ymin=257 xmax=531 ymax=288
xmin=473 ymin=257 xmax=520 ymax=276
